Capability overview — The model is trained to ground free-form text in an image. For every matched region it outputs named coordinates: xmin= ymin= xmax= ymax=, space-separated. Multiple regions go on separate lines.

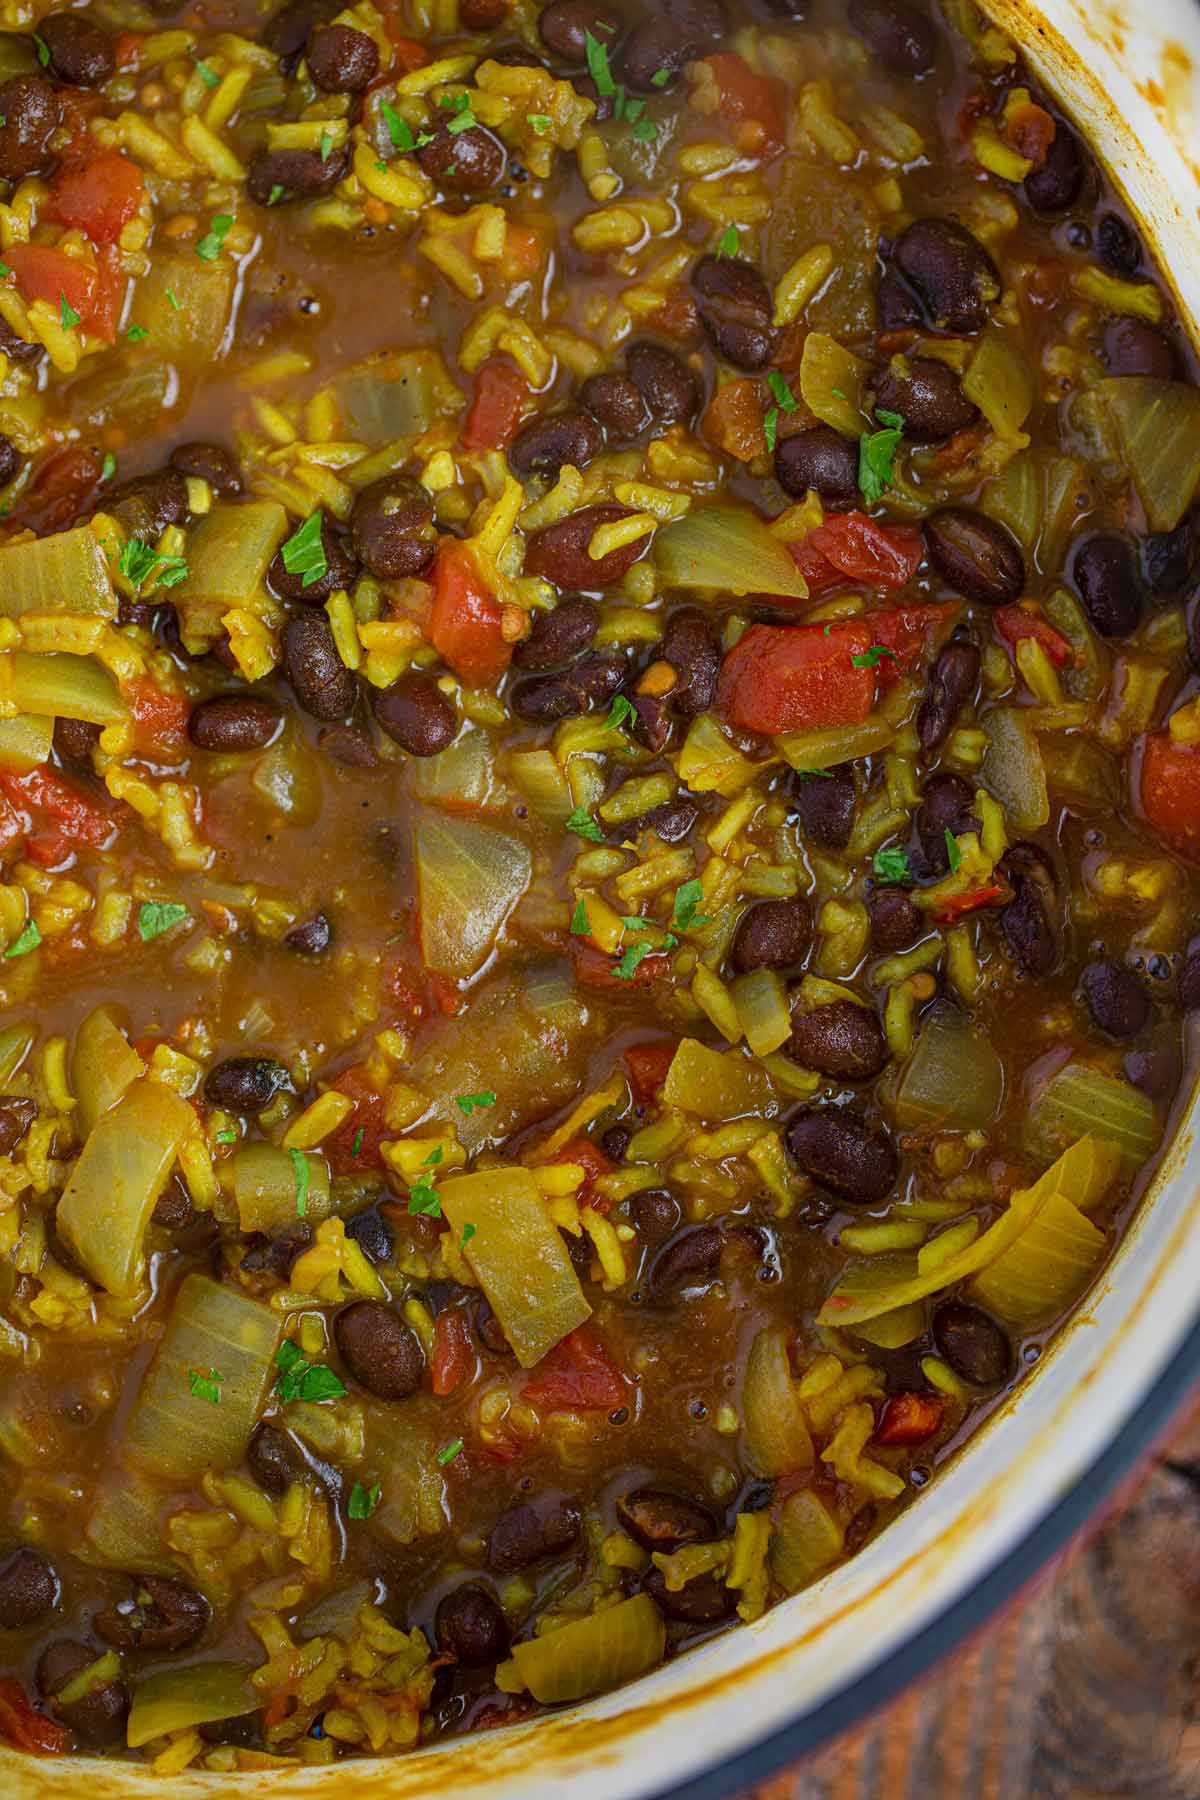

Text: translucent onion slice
xmin=1024 ymin=1060 xmax=1157 ymax=1173
xmin=963 ymin=331 xmax=1035 ymax=441
xmin=127 ymin=1662 xmax=258 ymax=1749
xmin=1093 ymin=376 xmax=1200 ymax=532
xmin=742 ymin=1324 xmax=814 ymax=1478
xmin=499 ymin=1594 xmax=665 ymax=1704
xmin=415 ymin=809 xmax=531 ymax=980
xmin=770 ymin=1490 xmax=845 ymax=1594
xmin=654 ymin=504 xmax=809 ymax=599
xmin=661 ymin=1038 xmax=777 ymax=1120
xmin=9 ymin=652 xmax=127 ymax=725
xmin=71 ymin=1005 xmax=144 ymax=1139
xmin=969 ymin=1189 xmax=1106 ymax=1324
xmin=892 ymin=1002 xmax=1004 ymax=1134
xmin=0 ymin=713 xmax=53 ymax=773
xmin=980 ymin=705 xmax=1048 ymax=830
xmin=174 ymin=500 xmax=287 ymax=646
xmin=799 ymin=330 xmax=868 ymax=438
xmin=0 ymin=524 xmax=115 ymax=622
xmin=231 ymin=1143 xmax=330 ymax=1234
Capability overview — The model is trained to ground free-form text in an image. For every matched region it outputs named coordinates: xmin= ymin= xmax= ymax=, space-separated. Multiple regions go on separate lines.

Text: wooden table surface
xmin=739 ymin=1402 xmax=1200 ymax=1800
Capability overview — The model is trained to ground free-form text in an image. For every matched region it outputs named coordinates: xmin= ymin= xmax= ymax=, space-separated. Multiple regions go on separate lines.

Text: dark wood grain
xmin=741 ymin=1404 xmax=1200 ymax=1800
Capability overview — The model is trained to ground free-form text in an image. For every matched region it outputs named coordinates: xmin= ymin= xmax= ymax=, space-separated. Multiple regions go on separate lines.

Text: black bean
xmin=1141 ymin=515 xmax=1196 ymax=599
xmin=334 ymin=1301 xmax=425 ymax=1400
xmin=198 ymin=1714 xmax=263 ymax=1749
xmin=1102 ymin=316 xmax=1180 ymax=381
xmin=0 ymin=1548 xmax=57 ymax=1629
xmin=848 ymin=0 xmax=936 ymax=74
xmin=917 ymin=640 xmax=979 ymax=753
xmin=152 ymin=1175 xmax=193 ymax=1230
xmin=789 ymin=1000 xmax=888 ymax=1081
xmin=997 ymin=840 xmax=1058 ymax=977
xmin=53 ymin=715 xmax=100 ymax=770
xmin=203 ymin=1055 xmax=290 ymax=1116
xmin=601 ymin=1124 xmax=631 ymax=1162
xmin=489 ymin=1494 xmax=581 ymax=1571
xmin=892 ymin=218 xmax=1000 ymax=334
xmin=580 ymin=371 xmax=649 ymax=439
xmin=877 ymin=266 xmax=921 ymax=331
xmin=512 ymin=596 xmax=599 ymax=670
xmin=692 ymin=254 xmax=775 ymax=371
xmin=510 ymin=649 xmax=625 ymax=722
xmin=374 ymin=672 xmax=457 ymax=756
xmin=1071 ymin=532 xmax=1142 ymax=639
xmin=790 ymin=767 xmax=855 ymax=849
xmin=784 ymin=1107 xmax=898 ymax=1206
xmin=630 ymin=1187 xmax=681 ymax=1244
xmin=93 ymin=1576 xmax=208 ymax=1654
xmin=509 ymin=409 xmax=604 ymax=478
xmin=617 ymin=1488 xmax=717 ymax=1552
xmin=916 ymin=771 xmax=978 ymax=873
xmin=775 ymin=426 xmax=859 ymax=505
xmin=0 ymin=1095 xmax=36 ymax=1156
xmin=628 ymin=689 xmax=670 ymax=752
xmin=460 ymin=0 xmax=507 ymax=25
xmin=348 ymin=475 xmax=436 ymax=581
xmin=265 ymin=0 xmax=338 ymax=58
xmin=1096 ymin=212 xmax=1141 ymax=277
xmin=1079 ymin=959 xmax=1151 ymax=1039
xmin=0 ymin=75 xmax=59 ymax=181
xmin=436 ymin=1582 xmax=510 ymax=1666
xmin=642 ymin=1564 xmax=735 ymax=1622
xmin=932 ymin=1300 xmax=1012 ymax=1387
xmin=1023 ymin=120 xmax=1085 ymax=214
xmin=873 ymin=357 xmax=977 ymax=443
xmin=169 ymin=441 xmax=242 ymax=496
xmin=524 ymin=503 xmax=646 ymax=588
xmin=0 ymin=313 xmax=42 ymax=365
xmin=38 ymin=12 xmax=115 ymax=85
xmin=924 ymin=507 xmax=1023 ymax=605
xmin=285 ymin=613 xmax=356 ymax=722
xmin=37 ymin=1641 xmax=127 ymax=1747
xmin=644 ymin=795 xmax=699 ymax=841
xmin=188 ymin=694 xmax=281 ymax=753
xmin=284 ymin=912 xmax=331 ymax=955
xmin=487 ymin=43 xmax=546 ymax=66
xmin=346 ymin=1203 xmax=394 ymax=1266
xmin=645 ymin=1223 xmax=724 ymax=1301
xmin=306 ymin=22 xmax=379 ymax=90
xmin=246 ymin=1421 xmax=307 ymax=1497
xmin=270 ymin=514 xmax=358 ymax=604
xmin=1179 ymin=949 xmax=1200 ymax=1010
xmin=0 ymin=434 xmax=20 ymax=487
xmin=868 ymin=888 xmax=922 ymax=953
xmin=661 ymin=607 xmax=719 ymax=717
xmin=1124 ymin=1044 xmax=1179 ymax=1099
xmin=728 ymin=897 xmax=811 ymax=975
xmin=538 ymin=0 xmax=622 ymax=62
xmin=318 ymin=721 xmax=378 ymax=766
xmin=110 ymin=469 xmax=190 ymax=541
xmin=626 ymin=341 xmax=700 ymax=426
xmin=247 ymin=144 xmax=349 ymax=204
xmin=417 ymin=122 xmax=506 ymax=194
xmin=620 ymin=14 xmax=694 ymax=90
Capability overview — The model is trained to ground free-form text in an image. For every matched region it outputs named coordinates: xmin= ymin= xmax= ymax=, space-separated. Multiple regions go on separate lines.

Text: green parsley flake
xmin=280 ymin=511 xmax=328 ymax=589
xmin=872 ymin=846 xmax=911 ymax=885
xmin=527 ymin=113 xmax=552 ymax=134
xmin=166 ymin=287 xmax=182 ymax=311
xmin=944 ymin=828 xmax=963 ymax=874
xmin=351 ymin=1126 xmax=365 ymax=1158
xmin=798 ymin=766 xmax=832 ymax=779
xmin=188 ymin=1366 xmax=222 ymax=1404
xmin=441 ymin=92 xmax=478 ymax=134
xmin=630 ymin=116 xmax=657 ymax=143
xmin=59 ymin=291 xmax=81 ymax=331
xmin=584 ymin=29 xmax=619 ymax=98
xmin=716 ymin=223 xmax=740 ymax=259
xmin=268 ymin=182 xmax=285 ymax=204
xmin=33 ymin=33 xmax=48 ymax=67
xmin=763 ymin=406 xmax=779 ymax=456
xmin=348 ymin=1481 xmax=382 ymax=1520
xmin=190 ymin=46 xmax=220 ymax=87
xmin=196 ymin=213 xmax=234 ymax=262
xmin=137 ymin=900 xmax=190 ymax=942
xmin=436 ymin=1437 xmax=464 ymax=1467
xmin=289 ymin=1146 xmax=311 ymax=1218
xmin=612 ymin=939 xmax=655 ymax=980
xmin=456 ymin=1091 xmax=495 ymax=1116
xmin=460 ymin=1222 xmax=477 ymax=1253
xmin=3 ymin=921 xmax=40 ymax=960
xmin=651 ymin=66 xmax=671 ymax=87
xmin=850 ymin=644 xmax=898 ymax=669
xmin=215 ymin=1129 xmax=237 ymax=1145
xmin=672 ymin=878 xmax=710 ymax=932
xmin=319 ymin=128 xmax=334 ymax=163
xmin=274 ymin=1340 xmax=347 ymax=1404
xmin=570 ymin=896 xmax=591 ymax=936
xmin=766 ymin=370 xmax=798 ymax=413
xmin=101 ymin=452 xmax=116 ymax=483
xmin=0 ymin=261 xmax=10 ymax=278
xmin=126 ymin=324 xmax=149 ymax=342
xmin=858 ymin=408 xmax=904 ymax=505
xmin=407 ymin=1181 xmax=442 ymax=1218
xmin=381 ymin=101 xmax=412 ymax=152
xmin=118 ymin=537 xmax=188 ymax=591
xmin=604 ymin=693 xmax=634 ymax=733
xmin=565 ymin=804 xmax=604 ymax=843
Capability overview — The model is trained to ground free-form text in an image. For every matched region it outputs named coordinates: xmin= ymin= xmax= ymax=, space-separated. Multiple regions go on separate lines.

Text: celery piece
xmin=778 ymin=714 xmax=894 ymax=772
xmin=231 ymin=1142 xmax=330 ymax=1234
xmin=9 ymin=651 xmax=128 ymax=724
xmin=503 ymin=1594 xmax=665 ymax=1703
xmin=963 ymin=331 xmax=1034 ymax=441
xmin=661 ymin=1038 xmax=775 ymax=1119
xmin=1024 ymin=1061 xmax=1156 ymax=1172
xmin=980 ymin=706 xmax=1048 ymax=829
xmin=415 ymin=810 xmax=531 ymax=981
xmin=1042 ymin=587 xmax=1108 ymax=701
xmin=57 ymin=1077 xmax=195 ymax=1295
xmin=71 ymin=1005 xmax=144 ymax=1139
xmin=369 ymin=1403 xmax=452 ymax=1546
xmin=0 ymin=712 xmax=53 ymax=772
xmin=439 ymin=1167 xmax=590 ymax=1368
xmin=504 ymin=746 xmax=574 ymax=823
xmin=981 ymin=448 xmax=1039 ymax=549
xmin=742 ymin=1324 xmax=813 ymax=1477
xmin=174 ymin=500 xmax=288 ymax=645
xmin=770 ymin=1489 xmax=845 ymax=1593
xmin=134 ymin=248 xmax=236 ymax=364
xmin=654 ymin=503 xmax=809 ymax=599
xmin=0 ymin=524 xmax=115 ymax=621
xmin=127 ymin=1662 xmax=258 ymax=1749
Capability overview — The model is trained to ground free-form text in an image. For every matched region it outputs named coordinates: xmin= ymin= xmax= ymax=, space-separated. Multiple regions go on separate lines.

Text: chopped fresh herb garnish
xmin=651 ymin=66 xmax=671 ymax=87
xmin=436 ymin=1437 xmax=464 ymax=1467
xmin=0 ymin=260 xmax=11 ymax=278
xmin=59 ymin=291 xmax=80 ymax=331
xmin=289 ymin=1145 xmax=310 ymax=1218
xmin=716 ymin=223 xmax=740 ymax=259
xmin=407 ymin=1181 xmax=442 ymax=1218
xmin=604 ymin=693 xmax=635 ymax=733
xmin=166 ymin=287 xmax=181 ymax=310
xmin=274 ymin=1340 xmax=347 ymax=1404
xmin=456 ymin=1091 xmax=495 ymax=1116
xmin=137 ymin=900 xmax=190 ymax=941
xmin=585 ymin=29 xmax=619 ymax=98
xmin=766 ymin=370 xmax=798 ymax=413
xmin=190 ymin=47 xmax=221 ymax=88
xmin=799 ymin=766 xmax=832 ymax=778
xmin=944 ymin=828 xmax=962 ymax=873
xmin=188 ymin=1366 xmax=222 ymax=1404
xmin=348 ymin=1481 xmax=381 ymax=1520
xmin=565 ymin=805 xmax=604 ymax=843
xmin=196 ymin=213 xmax=233 ymax=261
xmin=319 ymin=127 xmax=334 ymax=163
xmin=280 ymin=511 xmax=328 ymax=589
xmin=830 ymin=386 xmax=847 ymax=401
xmin=215 ymin=1128 xmax=237 ymax=1144
xmin=268 ymin=181 xmax=285 ymax=203
xmin=351 ymin=1126 xmax=365 ymax=1158
xmin=101 ymin=451 xmax=116 ymax=483
xmin=872 ymin=846 xmax=912 ymax=885
xmin=527 ymin=113 xmax=552 ymax=135
xmin=621 ymin=914 xmax=649 ymax=931
xmin=381 ymin=101 xmax=412 ymax=152
xmin=672 ymin=878 xmax=710 ymax=932
xmin=858 ymin=408 xmax=904 ymax=505
xmin=823 ymin=622 xmax=833 ymax=635
xmin=118 ymin=537 xmax=189 ymax=590
xmin=630 ymin=116 xmax=657 ymax=143
xmin=763 ymin=406 xmax=779 ymax=455
xmin=3 ymin=921 xmax=40 ymax=960
xmin=126 ymin=323 xmax=149 ymax=342
xmin=460 ymin=1222 xmax=477 ymax=1253
xmin=33 ymin=33 xmax=49 ymax=66
xmin=570 ymin=896 xmax=591 ymax=935
xmin=422 ymin=1145 xmax=444 ymax=1168
xmin=612 ymin=939 xmax=655 ymax=980
xmin=441 ymin=91 xmax=477 ymax=134
xmin=850 ymin=643 xmax=898 ymax=669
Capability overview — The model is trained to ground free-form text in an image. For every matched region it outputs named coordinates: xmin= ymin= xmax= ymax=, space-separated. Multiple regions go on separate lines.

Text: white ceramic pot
xmin=11 ymin=3 xmax=1200 ymax=1793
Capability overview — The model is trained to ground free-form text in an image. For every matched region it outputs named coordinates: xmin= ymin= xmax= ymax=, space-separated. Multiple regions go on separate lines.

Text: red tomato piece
xmin=523 ymin=1325 xmax=626 ymax=1413
xmin=717 ymin=619 xmax=876 ymax=736
xmin=0 ymin=792 xmax=22 ymax=855
xmin=431 ymin=1307 xmax=475 ymax=1397
xmin=325 ymin=1065 xmax=388 ymax=1172
xmin=1140 ymin=733 xmax=1200 ymax=860
xmin=993 ymin=603 xmax=1073 ymax=668
xmin=128 ymin=676 xmax=190 ymax=752
xmin=933 ymin=882 xmax=1005 ymax=924
xmin=428 ymin=542 xmax=511 ymax=688
xmin=570 ymin=939 xmax=670 ymax=990
xmin=0 ymin=767 xmax=114 ymax=848
xmin=624 ymin=1038 xmax=678 ymax=1105
xmin=864 ymin=602 xmax=960 ymax=682
xmin=874 ymin=1392 xmax=945 ymax=1447
xmin=550 ymin=1134 xmax=613 ymax=1205
xmin=385 ymin=956 xmax=428 ymax=1025
xmin=8 ymin=245 xmax=95 ymax=326
xmin=791 ymin=512 xmax=925 ymax=595
xmin=705 ymin=51 xmax=786 ymax=156
xmin=10 ymin=445 xmax=103 ymax=533
xmin=0 ymin=1678 xmax=70 ymax=1756
xmin=461 ymin=356 xmax=529 ymax=451
xmin=47 ymin=153 xmax=143 ymax=247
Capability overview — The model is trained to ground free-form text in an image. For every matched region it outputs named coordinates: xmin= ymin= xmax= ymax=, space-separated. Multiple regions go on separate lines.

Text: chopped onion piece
xmin=500 ymin=1594 xmax=665 ymax=1704
xmin=980 ymin=706 xmax=1048 ymax=829
xmin=71 ymin=1005 xmax=144 ymax=1139
xmin=654 ymin=504 xmax=809 ymax=599
xmin=1093 ymin=376 xmax=1200 ymax=532
xmin=127 ymin=1662 xmax=258 ymax=1749
xmin=799 ymin=331 xmax=867 ymax=438
xmin=0 ymin=524 xmax=115 ymax=621
xmin=770 ymin=1489 xmax=844 ymax=1593
xmin=415 ymin=810 xmax=531 ymax=981
xmin=969 ymin=1188 xmax=1106 ymax=1323
xmin=661 ymin=1038 xmax=776 ymax=1119
xmin=892 ymin=1002 xmax=1003 ymax=1133
xmin=1025 ymin=1060 xmax=1157 ymax=1172
xmin=742 ymin=1324 xmax=814 ymax=1477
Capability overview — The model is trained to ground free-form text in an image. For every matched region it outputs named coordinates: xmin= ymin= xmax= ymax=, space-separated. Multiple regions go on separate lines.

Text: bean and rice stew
xmin=0 ymin=0 xmax=1197 ymax=1769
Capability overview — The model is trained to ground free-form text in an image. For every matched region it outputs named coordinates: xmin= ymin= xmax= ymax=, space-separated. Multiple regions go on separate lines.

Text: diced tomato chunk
xmin=1140 ymin=733 xmax=1200 ymax=860
xmin=864 ymin=602 xmax=959 ymax=681
xmin=325 ymin=1065 xmax=388 ymax=1172
xmin=550 ymin=1134 xmax=613 ymax=1206
xmin=571 ymin=939 xmax=669 ymax=990
xmin=0 ymin=1678 xmax=70 ymax=1756
xmin=789 ymin=512 xmax=925 ymax=596
xmin=933 ymin=882 xmax=1005 ymax=924
xmin=7 ymin=243 xmax=122 ymax=342
xmin=702 ymin=377 xmax=766 ymax=461
xmin=624 ymin=1038 xmax=678 ymax=1105
xmin=705 ymin=51 xmax=786 ymax=156
xmin=717 ymin=619 xmax=876 ymax=736
xmin=128 ymin=676 xmax=190 ymax=752
xmin=0 ymin=767 xmax=114 ymax=848
xmin=461 ymin=356 xmax=530 ymax=452
xmin=523 ymin=1324 xmax=626 ymax=1413
xmin=993 ymin=603 xmax=1073 ymax=668
xmin=428 ymin=542 xmax=511 ymax=688
xmin=431 ymin=1306 xmax=475 ymax=1397
xmin=874 ymin=1391 xmax=945 ymax=1447
xmin=47 ymin=153 xmax=143 ymax=247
